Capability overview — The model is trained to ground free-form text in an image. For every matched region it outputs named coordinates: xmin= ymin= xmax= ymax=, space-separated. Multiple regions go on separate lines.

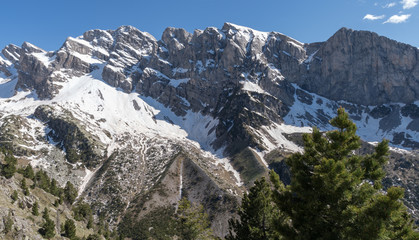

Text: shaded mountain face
xmin=0 ymin=23 xmax=418 ymax=237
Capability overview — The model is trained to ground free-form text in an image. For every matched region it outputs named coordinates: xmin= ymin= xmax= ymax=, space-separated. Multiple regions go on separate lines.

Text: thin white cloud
xmin=363 ymin=14 xmax=386 ymax=20
xmin=383 ymin=2 xmax=397 ymax=8
xmin=384 ymin=14 xmax=411 ymax=23
xmin=401 ymin=0 xmax=418 ymax=9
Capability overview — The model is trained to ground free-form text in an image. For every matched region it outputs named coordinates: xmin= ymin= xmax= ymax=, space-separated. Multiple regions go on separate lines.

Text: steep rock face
xmin=300 ymin=28 xmax=419 ymax=105
xmin=135 ymin=23 xmax=305 ymax=154
xmin=16 ymin=52 xmax=54 ymax=98
xmin=101 ymin=26 xmax=158 ymax=91
xmin=0 ymin=45 xmax=19 ymax=79
xmin=1 ymin=44 xmax=21 ymax=65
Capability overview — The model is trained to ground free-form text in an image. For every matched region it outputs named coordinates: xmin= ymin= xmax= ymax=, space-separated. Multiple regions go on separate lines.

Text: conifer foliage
xmin=64 ymin=181 xmax=78 ymax=205
xmin=229 ymin=108 xmax=418 ymax=240
xmin=176 ymin=197 xmax=215 ymax=240
xmin=39 ymin=207 xmax=55 ymax=239
xmin=21 ymin=178 xmax=30 ymax=196
xmin=227 ymin=177 xmax=279 ymax=240
xmin=1 ymin=148 xmax=17 ymax=179
xmin=32 ymin=201 xmax=39 ymax=216
xmin=270 ymin=107 xmax=419 ymax=239
xmin=63 ymin=218 xmax=77 ymax=239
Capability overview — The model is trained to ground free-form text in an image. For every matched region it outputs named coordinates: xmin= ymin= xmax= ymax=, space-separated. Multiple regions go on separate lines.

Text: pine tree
xmin=64 ymin=181 xmax=78 ymax=204
xmin=73 ymin=202 xmax=93 ymax=221
xmin=227 ymin=177 xmax=280 ymax=240
xmin=23 ymin=164 xmax=35 ymax=180
xmin=36 ymin=170 xmax=51 ymax=192
xmin=176 ymin=197 xmax=215 ymax=240
xmin=11 ymin=190 xmax=18 ymax=203
xmin=86 ymin=233 xmax=101 ymax=240
xmin=49 ymin=178 xmax=60 ymax=197
xmin=42 ymin=207 xmax=49 ymax=220
xmin=1 ymin=149 xmax=17 ymax=179
xmin=87 ymin=214 xmax=94 ymax=229
xmin=32 ymin=201 xmax=39 ymax=216
xmin=102 ymin=222 xmax=111 ymax=239
xmin=270 ymin=107 xmax=419 ymax=239
xmin=39 ymin=207 xmax=55 ymax=239
xmin=64 ymin=218 xmax=77 ymax=239
xmin=21 ymin=177 xmax=30 ymax=196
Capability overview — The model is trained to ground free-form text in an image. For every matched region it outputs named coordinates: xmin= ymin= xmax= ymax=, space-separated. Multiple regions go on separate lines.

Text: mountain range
xmin=0 ymin=23 xmax=418 ymax=238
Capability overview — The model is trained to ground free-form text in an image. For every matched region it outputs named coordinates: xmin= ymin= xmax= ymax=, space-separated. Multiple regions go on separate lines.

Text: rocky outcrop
xmin=101 ymin=26 xmax=158 ymax=91
xmin=0 ymin=115 xmax=37 ymax=156
xmin=1 ymin=44 xmax=21 ymax=64
xmin=16 ymin=52 xmax=54 ymax=98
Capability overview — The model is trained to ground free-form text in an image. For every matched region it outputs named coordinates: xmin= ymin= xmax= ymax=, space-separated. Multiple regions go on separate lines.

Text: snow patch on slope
xmin=78 ymin=167 xmax=95 ymax=196
xmin=225 ymin=22 xmax=269 ymax=41
xmin=0 ymin=76 xmax=17 ymax=99
xmin=0 ymin=63 xmax=243 ymax=186
xmin=31 ymin=52 xmax=56 ymax=67
xmin=71 ymin=52 xmax=103 ymax=64
xmin=240 ymin=80 xmax=268 ymax=95
xmin=257 ymin=122 xmax=311 ymax=153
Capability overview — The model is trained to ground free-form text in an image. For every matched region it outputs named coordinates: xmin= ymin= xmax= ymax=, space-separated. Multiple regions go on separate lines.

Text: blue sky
xmin=0 ymin=0 xmax=418 ymax=51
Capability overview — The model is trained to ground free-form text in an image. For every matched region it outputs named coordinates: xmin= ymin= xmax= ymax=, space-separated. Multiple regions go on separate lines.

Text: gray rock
xmin=401 ymin=103 xmax=419 ymax=119
xmin=379 ymin=105 xmax=401 ymax=131
xmin=16 ymin=51 xmax=54 ymax=99
xmin=1 ymin=44 xmax=21 ymax=64
xmin=298 ymin=28 xmax=419 ymax=105
xmin=21 ymin=42 xmax=44 ymax=54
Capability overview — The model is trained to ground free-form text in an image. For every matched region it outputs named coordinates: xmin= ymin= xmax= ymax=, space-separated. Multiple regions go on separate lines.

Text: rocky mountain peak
xmin=21 ymin=42 xmax=45 ymax=54
xmin=221 ymin=22 xmax=261 ymax=35
xmin=81 ymin=29 xmax=114 ymax=49
xmin=1 ymin=44 xmax=21 ymax=64
xmin=113 ymin=25 xmax=157 ymax=48
xmin=162 ymin=27 xmax=192 ymax=46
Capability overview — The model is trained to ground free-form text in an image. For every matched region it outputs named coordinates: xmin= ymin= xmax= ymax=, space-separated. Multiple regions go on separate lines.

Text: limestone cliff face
xmin=300 ymin=28 xmax=419 ymax=105
xmin=9 ymin=24 xmax=418 ymax=107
